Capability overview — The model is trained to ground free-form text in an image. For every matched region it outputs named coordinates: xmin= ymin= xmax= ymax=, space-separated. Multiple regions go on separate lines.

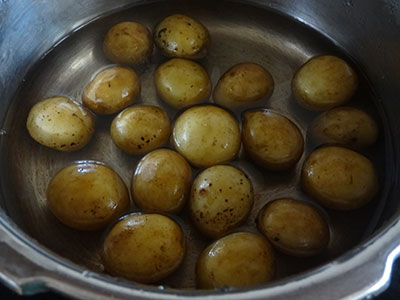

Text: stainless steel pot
xmin=0 ymin=0 xmax=399 ymax=299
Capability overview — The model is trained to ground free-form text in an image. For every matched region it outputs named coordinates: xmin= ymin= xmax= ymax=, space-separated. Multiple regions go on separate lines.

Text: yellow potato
xmin=111 ymin=105 xmax=171 ymax=155
xmin=154 ymin=14 xmax=210 ymax=59
xmin=292 ymin=55 xmax=358 ymax=110
xmin=302 ymin=146 xmax=378 ymax=210
xmin=103 ymin=21 xmax=153 ymax=65
xmin=26 ymin=96 xmax=95 ymax=152
xmin=132 ymin=149 xmax=191 ymax=214
xmin=196 ymin=232 xmax=275 ymax=289
xmin=242 ymin=110 xmax=304 ymax=171
xmin=82 ymin=66 xmax=140 ymax=115
xmin=103 ymin=213 xmax=185 ymax=283
xmin=257 ymin=198 xmax=330 ymax=257
xmin=213 ymin=63 xmax=274 ymax=108
xmin=154 ymin=58 xmax=211 ymax=109
xmin=173 ymin=105 xmax=240 ymax=168
xmin=47 ymin=162 xmax=129 ymax=230
xmin=190 ymin=165 xmax=253 ymax=238
xmin=309 ymin=106 xmax=378 ymax=149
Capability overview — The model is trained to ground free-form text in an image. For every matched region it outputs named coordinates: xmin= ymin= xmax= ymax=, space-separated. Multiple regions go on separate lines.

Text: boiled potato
xmin=257 ymin=198 xmax=330 ymax=257
xmin=309 ymin=106 xmax=378 ymax=149
xmin=292 ymin=55 xmax=358 ymax=110
xmin=82 ymin=66 xmax=140 ymax=115
xmin=103 ymin=213 xmax=185 ymax=283
xmin=47 ymin=162 xmax=129 ymax=230
xmin=154 ymin=58 xmax=211 ymax=109
xmin=132 ymin=149 xmax=191 ymax=214
xmin=154 ymin=14 xmax=210 ymax=59
xmin=190 ymin=165 xmax=253 ymax=238
xmin=213 ymin=63 xmax=274 ymax=108
xmin=196 ymin=232 xmax=275 ymax=289
xmin=242 ymin=110 xmax=304 ymax=171
xmin=103 ymin=21 xmax=153 ymax=65
xmin=173 ymin=105 xmax=240 ymax=168
xmin=111 ymin=105 xmax=171 ymax=155
xmin=26 ymin=96 xmax=95 ymax=151
xmin=302 ymin=146 xmax=378 ymax=210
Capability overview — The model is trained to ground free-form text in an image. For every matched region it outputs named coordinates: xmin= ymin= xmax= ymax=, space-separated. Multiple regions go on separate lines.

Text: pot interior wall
xmin=0 ymin=0 xmax=392 ymax=290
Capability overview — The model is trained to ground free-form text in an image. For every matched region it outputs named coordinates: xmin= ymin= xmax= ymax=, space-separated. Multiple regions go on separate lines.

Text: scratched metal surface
xmin=0 ymin=0 xmax=389 ymax=291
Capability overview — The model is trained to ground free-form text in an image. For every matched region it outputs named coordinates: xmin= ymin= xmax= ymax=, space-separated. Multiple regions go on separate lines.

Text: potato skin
xmin=103 ymin=21 xmax=153 ymax=65
xmin=26 ymin=96 xmax=95 ymax=151
xmin=213 ymin=63 xmax=274 ymax=108
xmin=154 ymin=14 xmax=210 ymax=59
xmin=47 ymin=162 xmax=129 ymax=230
xmin=257 ymin=198 xmax=330 ymax=257
xmin=173 ymin=105 xmax=241 ymax=168
xmin=154 ymin=58 xmax=211 ymax=109
xmin=111 ymin=105 xmax=171 ymax=155
xmin=190 ymin=165 xmax=254 ymax=238
xmin=302 ymin=146 xmax=378 ymax=210
xmin=82 ymin=66 xmax=140 ymax=115
xmin=103 ymin=213 xmax=185 ymax=283
xmin=309 ymin=106 xmax=378 ymax=149
xmin=242 ymin=110 xmax=304 ymax=171
xmin=132 ymin=149 xmax=191 ymax=214
xmin=196 ymin=232 xmax=275 ymax=289
xmin=292 ymin=55 xmax=358 ymax=110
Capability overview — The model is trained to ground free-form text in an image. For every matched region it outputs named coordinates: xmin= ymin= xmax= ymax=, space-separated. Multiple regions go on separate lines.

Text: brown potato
xmin=196 ymin=232 xmax=275 ymax=289
xmin=242 ymin=110 xmax=304 ymax=171
xmin=26 ymin=96 xmax=95 ymax=152
xmin=292 ymin=55 xmax=358 ymax=110
xmin=103 ymin=21 xmax=153 ymax=65
xmin=154 ymin=14 xmax=210 ymax=59
xmin=190 ymin=165 xmax=253 ymax=238
xmin=213 ymin=63 xmax=274 ymax=108
xmin=103 ymin=213 xmax=185 ymax=283
xmin=47 ymin=162 xmax=129 ymax=230
xmin=309 ymin=106 xmax=378 ymax=149
xmin=82 ymin=66 xmax=140 ymax=115
xmin=257 ymin=198 xmax=330 ymax=257
xmin=132 ymin=149 xmax=191 ymax=214
xmin=302 ymin=146 xmax=378 ymax=210
xmin=154 ymin=58 xmax=211 ymax=109
xmin=173 ymin=105 xmax=241 ymax=168
xmin=111 ymin=105 xmax=171 ymax=155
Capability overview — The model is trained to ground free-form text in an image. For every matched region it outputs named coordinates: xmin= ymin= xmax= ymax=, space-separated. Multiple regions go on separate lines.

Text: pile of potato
xmin=26 ymin=13 xmax=379 ymax=289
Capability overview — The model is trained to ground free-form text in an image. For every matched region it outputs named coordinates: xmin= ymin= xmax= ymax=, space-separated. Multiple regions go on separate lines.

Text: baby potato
xmin=196 ymin=232 xmax=275 ymax=289
xmin=292 ymin=55 xmax=358 ymax=110
xmin=309 ymin=106 xmax=378 ymax=149
xmin=302 ymin=146 xmax=379 ymax=210
xmin=111 ymin=105 xmax=171 ymax=155
xmin=242 ymin=110 xmax=304 ymax=171
xmin=213 ymin=63 xmax=274 ymax=108
xmin=257 ymin=198 xmax=330 ymax=257
xmin=190 ymin=165 xmax=253 ymax=238
xmin=82 ymin=66 xmax=140 ymax=115
xmin=173 ymin=105 xmax=240 ymax=168
xmin=103 ymin=21 xmax=152 ymax=65
xmin=47 ymin=162 xmax=129 ymax=230
xmin=154 ymin=14 xmax=210 ymax=59
xmin=26 ymin=96 xmax=95 ymax=151
xmin=103 ymin=213 xmax=185 ymax=283
xmin=154 ymin=58 xmax=211 ymax=109
xmin=132 ymin=149 xmax=191 ymax=214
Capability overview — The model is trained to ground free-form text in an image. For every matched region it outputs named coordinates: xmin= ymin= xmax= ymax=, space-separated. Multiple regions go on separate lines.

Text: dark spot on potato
xmin=274 ymin=237 xmax=280 ymax=242
xmin=108 ymin=82 xmax=111 ymax=88
xmin=225 ymin=199 xmax=228 ymax=203
xmin=199 ymin=189 xmax=207 ymax=195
